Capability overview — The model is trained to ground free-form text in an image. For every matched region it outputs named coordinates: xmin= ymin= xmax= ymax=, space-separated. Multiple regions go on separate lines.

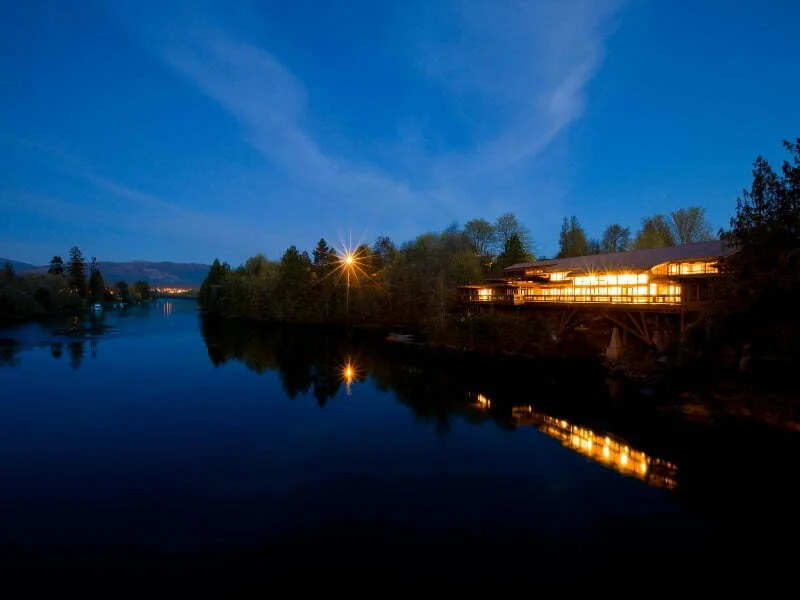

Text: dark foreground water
xmin=1 ymin=300 xmax=798 ymax=584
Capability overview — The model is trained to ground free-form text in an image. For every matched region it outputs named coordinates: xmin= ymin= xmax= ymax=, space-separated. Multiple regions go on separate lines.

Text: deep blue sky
xmin=1 ymin=0 xmax=798 ymax=264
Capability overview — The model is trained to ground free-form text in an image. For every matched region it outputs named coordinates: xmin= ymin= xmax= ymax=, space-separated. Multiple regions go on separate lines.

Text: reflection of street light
xmin=342 ymin=357 xmax=357 ymax=396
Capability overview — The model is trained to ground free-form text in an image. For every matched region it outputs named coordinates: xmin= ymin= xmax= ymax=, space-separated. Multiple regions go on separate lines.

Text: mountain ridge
xmin=0 ymin=258 xmax=210 ymax=287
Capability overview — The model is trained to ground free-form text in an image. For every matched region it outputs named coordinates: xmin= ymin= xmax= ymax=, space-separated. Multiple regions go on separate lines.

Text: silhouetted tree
xmin=600 ymin=224 xmax=631 ymax=253
xmin=48 ymin=256 xmax=65 ymax=276
xmin=464 ymin=218 xmax=497 ymax=258
xmin=633 ymin=215 xmax=675 ymax=249
xmin=558 ymin=216 xmax=589 ymax=257
xmin=67 ymin=246 xmax=87 ymax=298
xmin=131 ymin=280 xmax=152 ymax=302
xmin=198 ymin=259 xmax=230 ymax=313
xmin=312 ymin=239 xmax=332 ymax=268
xmin=495 ymin=233 xmax=531 ymax=270
xmin=275 ymin=246 xmax=313 ymax=321
xmin=494 ymin=213 xmax=531 ymax=256
xmin=88 ymin=257 xmax=106 ymax=303
xmin=670 ymin=207 xmax=714 ymax=245
xmin=719 ymin=139 xmax=800 ymax=352
xmin=115 ymin=281 xmax=130 ymax=302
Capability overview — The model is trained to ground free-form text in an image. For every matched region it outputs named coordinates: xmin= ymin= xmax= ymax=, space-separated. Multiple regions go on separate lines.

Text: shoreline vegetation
xmin=0 ymin=246 xmax=153 ymax=326
xmin=195 ymin=139 xmax=799 ymax=426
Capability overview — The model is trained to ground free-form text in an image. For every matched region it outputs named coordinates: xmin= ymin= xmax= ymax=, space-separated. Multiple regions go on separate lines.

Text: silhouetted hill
xmin=1 ymin=259 xmax=210 ymax=287
xmin=0 ymin=259 xmax=37 ymax=273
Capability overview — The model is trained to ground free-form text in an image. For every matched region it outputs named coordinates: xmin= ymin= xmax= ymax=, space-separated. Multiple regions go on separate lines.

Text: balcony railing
xmin=460 ymin=293 xmax=683 ymax=307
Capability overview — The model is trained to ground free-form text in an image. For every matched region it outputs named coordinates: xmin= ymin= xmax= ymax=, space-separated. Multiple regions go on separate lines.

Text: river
xmin=1 ymin=299 xmax=797 ymax=583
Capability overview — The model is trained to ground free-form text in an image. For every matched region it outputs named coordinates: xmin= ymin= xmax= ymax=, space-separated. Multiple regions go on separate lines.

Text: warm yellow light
xmin=640 ymin=462 xmax=648 ymax=474
xmin=602 ymin=446 xmax=610 ymax=459
xmin=344 ymin=254 xmax=354 ymax=266
xmin=340 ymin=356 xmax=359 ymax=395
xmin=620 ymin=453 xmax=629 ymax=467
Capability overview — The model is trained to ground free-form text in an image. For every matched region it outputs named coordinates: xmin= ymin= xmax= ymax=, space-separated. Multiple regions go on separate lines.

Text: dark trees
xmin=48 ymin=256 xmax=65 ymax=276
xmin=88 ymin=258 xmax=106 ymax=303
xmin=558 ymin=216 xmax=589 ymax=258
xmin=633 ymin=215 xmax=675 ymax=249
xmin=600 ymin=224 xmax=631 ymax=253
xmin=67 ymin=246 xmax=87 ymax=298
xmin=670 ymin=207 xmax=714 ymax=245
xmin=719 ymin=139 xmax=800 ymax=351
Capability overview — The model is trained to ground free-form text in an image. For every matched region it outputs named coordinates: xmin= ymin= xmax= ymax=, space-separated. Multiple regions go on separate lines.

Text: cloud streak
xmin=113 ymin=1 xmax=620 ymax=209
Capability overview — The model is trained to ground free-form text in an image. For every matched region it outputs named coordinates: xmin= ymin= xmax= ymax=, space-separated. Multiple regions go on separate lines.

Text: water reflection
xmin=157 ymin=300 xmax=174 ymax=317
xmin=68 ymin=341 xmax=85 ymax=370
xmin=200 ymin=317 xmax=683 ymax=488
xmin=0 ymin=340 xmax=22 ymax=368
xmin=341 ymin=356 xmax=358 ymax=396
xmin=468 ymin=392 xmax=678 ymax=489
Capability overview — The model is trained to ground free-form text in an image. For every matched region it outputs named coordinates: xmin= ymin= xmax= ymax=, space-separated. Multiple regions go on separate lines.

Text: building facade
xmin=458 ymin=240 xmax=732 ymax=312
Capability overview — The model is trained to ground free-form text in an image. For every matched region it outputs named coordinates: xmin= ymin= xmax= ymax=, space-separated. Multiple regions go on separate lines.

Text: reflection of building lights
xmin=474 ymin=400 xmax=678 ymax=490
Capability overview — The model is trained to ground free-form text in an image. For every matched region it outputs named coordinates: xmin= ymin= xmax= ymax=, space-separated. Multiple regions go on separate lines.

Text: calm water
xmin=1 ymin=300 xmax=798 ymax=581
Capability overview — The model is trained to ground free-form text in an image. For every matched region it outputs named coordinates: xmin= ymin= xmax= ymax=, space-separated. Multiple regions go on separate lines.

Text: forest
xmin=198 ymin=139 xmax=799 ymax=363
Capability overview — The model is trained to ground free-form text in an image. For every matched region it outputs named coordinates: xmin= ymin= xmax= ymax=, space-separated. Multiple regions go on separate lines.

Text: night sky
xmin=1 ymin=0 xmax=798 ymax=264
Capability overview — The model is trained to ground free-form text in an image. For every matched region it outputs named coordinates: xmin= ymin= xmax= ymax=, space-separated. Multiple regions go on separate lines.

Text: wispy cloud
xmin=112 ymin=1 xmax=620 ymax=206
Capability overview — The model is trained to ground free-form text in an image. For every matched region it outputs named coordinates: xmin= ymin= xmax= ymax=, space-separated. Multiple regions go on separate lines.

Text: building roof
xmin=505 ymin=240 xmax=733 ymax=275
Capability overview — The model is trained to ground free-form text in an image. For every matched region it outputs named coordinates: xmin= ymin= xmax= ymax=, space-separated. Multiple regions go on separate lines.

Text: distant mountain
xmin=0 ymin=259 xmax=210 ymax=287
xmin=0 ymin=259 xmax=37 ymax=273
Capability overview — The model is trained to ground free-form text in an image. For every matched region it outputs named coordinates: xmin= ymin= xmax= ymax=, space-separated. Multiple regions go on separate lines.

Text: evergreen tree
xmin=312 ymin=238 xmax=332 ymax=268
xmin=719 ymin=139 xmax=800 ymax=344
xmin=557 ymin=216 xmax=589 ymax=257
xmin=67 ymin=246 xmax=87 ymax=298
xmin=88 ymin=258 xmax=106 ymax=303
xmin=48 ymin=255 xmax=65 ymax=276
xmin=275 ymin=246 xmax=312 ymax=321
xmin=198 ymin=259 xmax=230 ymax=313
xmin=496 ymin=233 xmax=531 ymax=270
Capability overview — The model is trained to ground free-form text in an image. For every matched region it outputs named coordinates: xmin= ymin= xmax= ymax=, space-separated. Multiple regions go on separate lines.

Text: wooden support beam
xmin=604 ymin=313 xmax=651 ymax=346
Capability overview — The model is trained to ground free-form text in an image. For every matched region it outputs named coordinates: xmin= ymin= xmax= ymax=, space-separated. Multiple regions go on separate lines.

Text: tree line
xmin=199 ymin=138 xmax=798 ymax=360
xmin=1 ymin=246 xmax=152 ymax=323
xmin=197 ymin=204 xmax=715 ymax=330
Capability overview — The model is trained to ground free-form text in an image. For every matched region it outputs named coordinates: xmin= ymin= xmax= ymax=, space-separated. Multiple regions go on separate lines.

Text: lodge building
xmin=458 ymin=240 xmax=733 ymax=312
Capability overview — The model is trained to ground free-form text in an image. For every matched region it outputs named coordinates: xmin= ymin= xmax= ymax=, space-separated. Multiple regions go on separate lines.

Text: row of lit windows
xmin=651 ymin=261 xmax=718 ymax=275
xmin=517 ymin=284 xmax=681 ymax=297
xmin=573 ymin=273 xmax=649 ymax=286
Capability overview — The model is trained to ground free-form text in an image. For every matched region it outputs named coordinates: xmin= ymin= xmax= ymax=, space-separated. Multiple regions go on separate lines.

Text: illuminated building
xmin=458 ymin=240 xmax=732 ymax=310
